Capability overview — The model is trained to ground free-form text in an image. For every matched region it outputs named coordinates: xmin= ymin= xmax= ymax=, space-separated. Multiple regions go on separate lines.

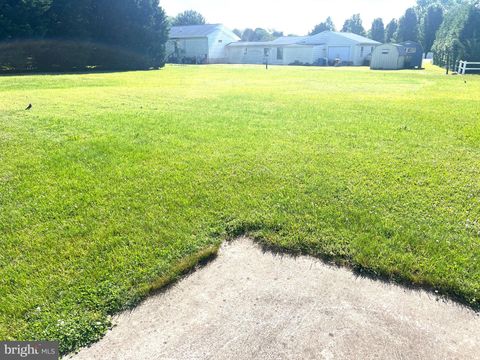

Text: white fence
xmin=457 ymin=61 xmax=480 ymax=75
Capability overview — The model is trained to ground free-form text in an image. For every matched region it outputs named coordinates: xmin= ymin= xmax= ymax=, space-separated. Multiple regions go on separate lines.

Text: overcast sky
xmin=162 ymin=0 xmax=417 ymax=35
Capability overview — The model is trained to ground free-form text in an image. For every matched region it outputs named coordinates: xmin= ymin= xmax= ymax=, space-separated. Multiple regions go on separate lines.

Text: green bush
xmin=0 ymin=40 xmax=156 ymax=73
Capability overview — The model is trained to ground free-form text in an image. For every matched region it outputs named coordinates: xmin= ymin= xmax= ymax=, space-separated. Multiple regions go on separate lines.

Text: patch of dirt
xmin=72 ymin=238 xmax=480 ymax=360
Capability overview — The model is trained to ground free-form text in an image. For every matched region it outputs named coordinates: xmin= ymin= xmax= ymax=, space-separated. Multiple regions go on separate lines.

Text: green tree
xmin=385 ymin=19 xmax=398 ymax=43
xmin=171 ymin=10 xmax=205 ymax=26
xmin=370 ymin=18 xmax=385 ymax=42
xmin=422 ymin=5 xmax=444 ymax=56
xmin=46 ymin=0 xmax=94 ymax=39
xmin=342 ymin=14 xmax=366 ymax=36
xmin=396 ymin=8 xmax=419 ymax=42
xmin=233 ymin=28 xmax=242 ymax=38
xmin=271 ymin=30 xmax=284 ymax=38
xmin=241 ymin=28 xmax=255 ymax=41
xmin=98 ymin=0 xmax=169 ymax=67
xmin=416 ymin=0 xmax=463 ymax=14
xmin=0 ymin=0 xmax=169 ymax=71
xmin=0 ymin=0 xmax=50 ymax=40
xmin=241 ymin=28 xmax=275 ymax=42
xmin=253 ymin=28 xmax=274 ymax=41
xmin=433 ymin=1 xmax=480 ymax=65
xmin=310 ymin=17 xmax=336 ymax=35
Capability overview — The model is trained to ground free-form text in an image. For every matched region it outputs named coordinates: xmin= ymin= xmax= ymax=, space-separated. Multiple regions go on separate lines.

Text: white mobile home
xmin=167 ymin=24 xmax=240 ymax=64
xmin=226 ymin=31 xmax=380 ymax=66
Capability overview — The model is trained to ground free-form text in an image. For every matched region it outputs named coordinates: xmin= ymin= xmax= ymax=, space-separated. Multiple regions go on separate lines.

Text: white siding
xmin=207 ymin=27 xmax=241 ymax=63
xmin=224 ymin=30 xmax=381 ymax=66
xmin=284 ymin=46 xmax=315 ymax=64
xmin=167 ymin=38 xmax=208 ymax=61
xmin=371 ymin=44 xmax=405 ymax=70
xmin=327 ymin=46 xmax=352 ymax=63
xmin=244 ymin=47 xmax=265 ymax=64
xmin=312 ymin=46 xmax=327 ymax=63
xmin=227 ymin=45 xmax=319 ymax=65
xmin=227 ymin=46 xmax=269 ymax=64
xmin=166 ymin=40 xmax=175 ymax=56
xmin=226 ymin=46 xmax=245 ymax=64
xmin=353 ymin=44 xmax=376 ymax=66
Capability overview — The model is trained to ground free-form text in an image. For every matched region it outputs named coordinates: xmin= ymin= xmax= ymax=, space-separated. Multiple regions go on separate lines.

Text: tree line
xmin=310 ymin=0 xmax=479 ymax=63
xmin=0 ymin=0 xmax=169 ymax=72
xmin=1 ymin=1 xmax=479 ymax=72
xmin=174 ymin=1 xmax=479 ymax=65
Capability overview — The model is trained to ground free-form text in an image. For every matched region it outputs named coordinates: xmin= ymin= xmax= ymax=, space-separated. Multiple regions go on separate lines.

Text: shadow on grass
xmin=0 ymin=67 xmax=163 ymax=77
xmin=245 ymin=235 xmax=480 ymax=314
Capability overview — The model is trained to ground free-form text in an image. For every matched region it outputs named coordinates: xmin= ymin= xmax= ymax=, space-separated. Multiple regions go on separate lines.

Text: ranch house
xmin=226 ymin=31 xmax=381 ymax=66
xmin=167 ymin=24 xmax=240 ymax=64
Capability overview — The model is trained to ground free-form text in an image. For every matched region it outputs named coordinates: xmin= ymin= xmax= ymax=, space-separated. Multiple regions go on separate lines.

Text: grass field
xmin=1 ymin=64 xmax=479 ymax=353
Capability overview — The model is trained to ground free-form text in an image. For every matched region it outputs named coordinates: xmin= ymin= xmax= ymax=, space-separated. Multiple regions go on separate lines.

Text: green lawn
xmin=1 ymin=65 xmax=479 ymax=353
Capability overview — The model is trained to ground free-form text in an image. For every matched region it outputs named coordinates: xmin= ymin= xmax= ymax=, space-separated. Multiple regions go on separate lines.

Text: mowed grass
xmin=1 ymin=65 xmax=479 ymax=353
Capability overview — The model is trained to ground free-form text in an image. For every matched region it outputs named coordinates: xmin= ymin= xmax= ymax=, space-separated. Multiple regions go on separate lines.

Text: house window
xmin=277 ymin=47 xmax=283 ymax=60
xmin=405 ymin=47 xmax=416 ymax=54
xmin=371 ymin=47 xmax=375 ymax=53
xmin=244 ymin=48 xmax=248 ymax=55
xmin=382 ymin=50 xmax=390 ymax=55
xmin=218 ymin=39 xmax=223 ymax=43
xmin=264 ymin=48 xmax=270 ymax=56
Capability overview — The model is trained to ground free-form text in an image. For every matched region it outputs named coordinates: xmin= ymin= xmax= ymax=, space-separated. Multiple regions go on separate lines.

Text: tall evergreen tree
xmin=310 ymin=17 xmax=336 ymax=35
xmin=0 ymin=0 xmax=50 ymax=40
xmin=97 ymin=0 xmax=169 ymax=67
xmin=46 ymin=0 xmax=93 ymax=39
xmin=342 ymin=14 xmax=366 ymax=36
xmin=421 ymin=5 xmax=444 ymax=55
xmin=396 ymin=8 xmax=420 ymax=42
xmin=385 ymin=19 xmax=398 ymax=43
xmin=432 ymin=1 xmax=480 ymax=65
xmin=370 ymin=18 xmax=385 ymax=42
xmin=416 ymin=0 xmax=463 ymax=14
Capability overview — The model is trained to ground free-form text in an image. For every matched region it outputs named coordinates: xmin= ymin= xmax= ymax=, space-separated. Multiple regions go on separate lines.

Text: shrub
xmin=0 ymin=40 xmax=156 ymax=73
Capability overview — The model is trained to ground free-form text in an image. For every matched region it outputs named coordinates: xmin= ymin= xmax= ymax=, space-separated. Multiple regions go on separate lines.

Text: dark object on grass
xmin=25 ymin=103 xmax=32 ymax=110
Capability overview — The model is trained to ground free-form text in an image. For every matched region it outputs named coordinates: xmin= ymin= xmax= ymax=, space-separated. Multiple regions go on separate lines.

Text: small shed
xmin=400 ymin=41 xmax=423 ymax=69
xmin=370 ymin=42 xmax=423 ymax=70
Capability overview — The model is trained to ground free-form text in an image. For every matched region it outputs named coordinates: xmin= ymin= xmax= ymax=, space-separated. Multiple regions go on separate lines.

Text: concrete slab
xmin=71 ymin=238 xmax=480 ymax=360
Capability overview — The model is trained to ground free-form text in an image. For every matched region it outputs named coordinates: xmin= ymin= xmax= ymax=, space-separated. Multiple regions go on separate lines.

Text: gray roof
xmin=169 ymin=24 xmax=223 ymax=38
xmin=226 ymin=31 xmax=380 ymax=48
xmin=394 ymin=44 xmax=408 ymax=56
xmin=228 ymin=41 xmax=279 ymax=47
xmin=271 ymin=36 xmax=309 ymax=45
xmin=303 ymin=31 xmax=380 ymax=45
xmin=328 ymin=31 xmax=380 ymax=44
xmin=375 ymin=43 xmax=408 ymax=55
xmin=228 ymin=37 xmax=312 ymax=47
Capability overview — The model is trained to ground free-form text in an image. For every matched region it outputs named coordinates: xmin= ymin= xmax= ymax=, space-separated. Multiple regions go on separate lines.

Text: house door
xmin=328 ymin=46 xmax=351 ymax=63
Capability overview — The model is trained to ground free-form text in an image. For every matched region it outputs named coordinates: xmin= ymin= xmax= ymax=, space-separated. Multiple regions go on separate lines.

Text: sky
xmin=161 ymin=0 xmax=417 ymax=35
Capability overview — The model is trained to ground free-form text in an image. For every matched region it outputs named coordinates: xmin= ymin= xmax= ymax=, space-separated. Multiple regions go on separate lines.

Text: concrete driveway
xmin=72 ymin=238 xmax=480 ymax=360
